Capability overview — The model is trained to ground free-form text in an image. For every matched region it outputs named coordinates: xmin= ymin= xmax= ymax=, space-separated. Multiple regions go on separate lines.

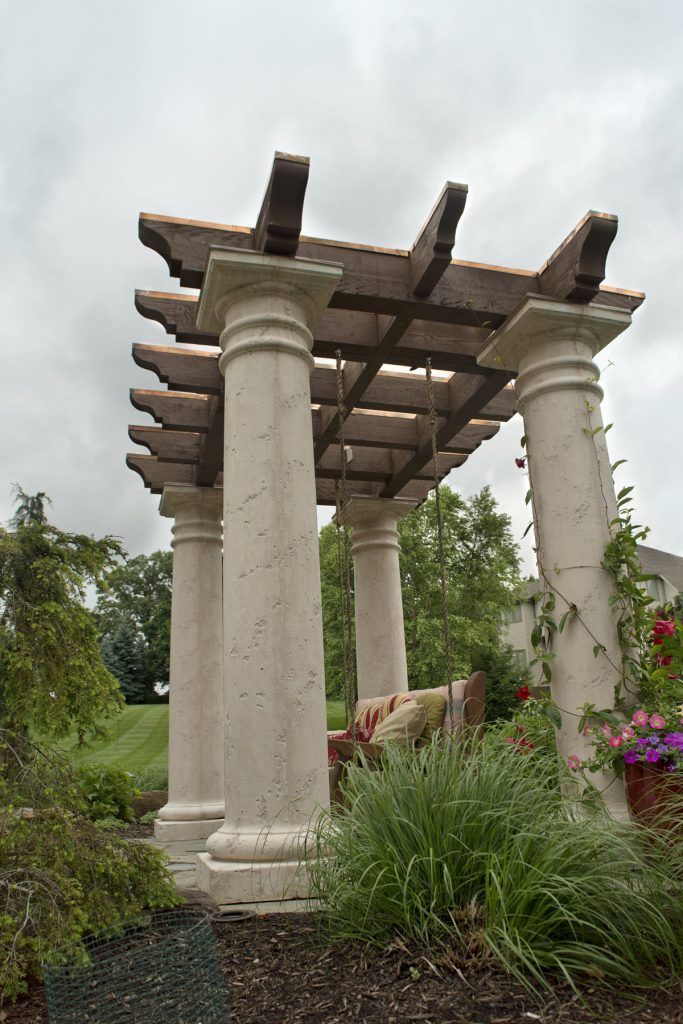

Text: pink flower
xmin=649 ymin=714 xmax=666 ymax=730
xmin=567 ymin=755 xmax=582 ymax=771
xmin=632 ymin=710 xmax=650 ymax=727
xmin=514 ymin=457 xmax=526 ymax=469
xmin=621 ymin=727 xmax=635 ymax=739
xmin=609 ymin=736 xmax=623 ymax=748
xmin=599 ymin=724 xmax=613 ymax=737
xmin=653 ymin=619 xmax=676 ymax=642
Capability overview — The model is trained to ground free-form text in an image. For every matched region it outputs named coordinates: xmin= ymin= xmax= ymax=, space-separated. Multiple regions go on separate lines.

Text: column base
xmin=195 ymin=852 xmax=312 ymax=905
xmin=154 ymin=817 xmax=224 ymax=843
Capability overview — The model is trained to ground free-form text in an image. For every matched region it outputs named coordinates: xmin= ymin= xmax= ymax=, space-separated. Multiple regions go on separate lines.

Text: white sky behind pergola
xmin=1 ymin=0 xmax=681 ymax=574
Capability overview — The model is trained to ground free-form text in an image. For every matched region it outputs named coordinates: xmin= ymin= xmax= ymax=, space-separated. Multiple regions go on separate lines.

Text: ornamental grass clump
xmin=309 ymin=738 xmax=683 ymax=994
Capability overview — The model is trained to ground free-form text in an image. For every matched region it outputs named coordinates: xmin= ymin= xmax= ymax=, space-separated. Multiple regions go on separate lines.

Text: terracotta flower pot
xmin=625 ymin=761 xmax=683 ymax=831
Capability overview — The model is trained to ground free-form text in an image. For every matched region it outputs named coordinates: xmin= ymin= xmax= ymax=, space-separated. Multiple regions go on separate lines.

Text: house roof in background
xmin=519 ymin=543 xmax=683 ymax=603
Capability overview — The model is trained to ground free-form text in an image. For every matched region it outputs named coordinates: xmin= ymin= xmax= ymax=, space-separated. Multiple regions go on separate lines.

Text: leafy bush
xmin=309 ymin=737 xmax=683 ymax=994
xmin=139 ymin=810 xmax=159 ymax=825
xmin=0 ymin=733 xmax=180 ymax=1001
xmin=75 ymin=763 xmax=138 ymax=822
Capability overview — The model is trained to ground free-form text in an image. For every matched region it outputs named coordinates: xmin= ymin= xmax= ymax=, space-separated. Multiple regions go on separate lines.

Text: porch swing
xmin=327 ymin=351 xmax=486 ymax=771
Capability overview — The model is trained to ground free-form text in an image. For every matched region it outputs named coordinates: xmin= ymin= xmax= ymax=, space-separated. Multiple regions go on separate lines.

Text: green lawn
xmin=58 ymin=700 xmax=348 ymax=773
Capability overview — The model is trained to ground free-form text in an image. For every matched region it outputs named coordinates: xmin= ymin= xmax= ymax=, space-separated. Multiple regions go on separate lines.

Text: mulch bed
xmin=5 ymin=912 xmax=683 ymax=1024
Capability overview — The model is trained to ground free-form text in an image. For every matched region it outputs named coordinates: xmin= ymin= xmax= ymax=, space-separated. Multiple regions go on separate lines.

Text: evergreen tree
xmin=100 ymin=618 xmax=147 ymax=704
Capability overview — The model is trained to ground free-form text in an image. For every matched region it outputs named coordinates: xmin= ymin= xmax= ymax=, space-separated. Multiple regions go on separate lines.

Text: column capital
xmin=196 ymin=248 xmax=342 ymax=376
xmin=343 ymin=496 xmax=418 ymax=530
xmin=477 ymin=295 xmax=631 ymax=374
xmin=344 ymin=497 xmax=418 ymax=558
xmin=159 ymin=484 xmax=223 ymax=521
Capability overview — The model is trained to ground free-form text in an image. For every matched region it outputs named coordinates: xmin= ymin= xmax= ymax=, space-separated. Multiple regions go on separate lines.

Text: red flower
xmin=514 ymin=457 xmax=527 ymax=469
xmin=653 ymin=618 xmax=675 ymax=645
xmin=516 ymin=685 xmax=530 ymax=701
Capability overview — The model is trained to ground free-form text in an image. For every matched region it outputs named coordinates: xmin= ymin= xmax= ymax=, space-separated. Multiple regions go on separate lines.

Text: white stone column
xmin=194 ymin=249 xmax=342 ymax=904
xmin=345 ymin=497 xmax=416 ymax=699
xmin=478 ymin=295 xmax=632 ymax=819
xmin=155 ymin=485 xmax=224 ymax=842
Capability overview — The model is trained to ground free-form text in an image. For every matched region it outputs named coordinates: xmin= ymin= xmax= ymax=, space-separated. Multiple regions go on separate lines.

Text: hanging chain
xmin=335 ymin=350 xmax=358 ymax=734
xmin=425 ymin=356 xmax=455 ymax=733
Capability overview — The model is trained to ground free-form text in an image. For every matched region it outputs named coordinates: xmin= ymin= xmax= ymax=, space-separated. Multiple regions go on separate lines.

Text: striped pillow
xmin=353 ymin=693 xmax=414 ymax=735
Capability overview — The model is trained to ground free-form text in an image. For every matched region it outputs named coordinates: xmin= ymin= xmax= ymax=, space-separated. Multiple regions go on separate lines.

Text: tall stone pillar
xmin=156 ymin=485 xmax=224 ymax=842
xmin=194 ymin=249 xmax=342 ymax=904
xmin=478 ymin=295 xmax=632 ymax=819
xmin=345 ymin=497 xmax=416 ymax=699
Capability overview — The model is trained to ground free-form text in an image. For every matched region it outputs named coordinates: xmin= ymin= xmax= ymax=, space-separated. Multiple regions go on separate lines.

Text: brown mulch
xmin=5 ymin=912 xmax=683 ymax=1024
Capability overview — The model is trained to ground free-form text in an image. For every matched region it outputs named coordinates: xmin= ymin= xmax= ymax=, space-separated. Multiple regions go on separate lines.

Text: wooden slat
xmin=381 ymin=371 xmax=511 ymax=497
xmin=126 ymin=454 xmax=194 ymax=493
xmin=315 ymin=446 xmax=466 ymax=482
xmin=128 ymin=425 xmax=201 ymax=464
xmin=135 ymin=293 xmax=492 ymax=371
xmin=138 ymin=213 xmax=644 ymax=320
xmin=130 ymin=389 xmax=215 ymax=432
xmin=133 ymin=343 xmax=222 ymax=394
xmin=539 ymin=211 xmax=618 ymax=303
xmin=314 ymin=478 xmax=433 ymax=505
xmin=253 ymin=152 xmax=309 ymax=254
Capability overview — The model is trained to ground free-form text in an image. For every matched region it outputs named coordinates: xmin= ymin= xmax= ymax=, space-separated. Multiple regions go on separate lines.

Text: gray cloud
xmin=1 ymin=0 xmax=681 ymax=568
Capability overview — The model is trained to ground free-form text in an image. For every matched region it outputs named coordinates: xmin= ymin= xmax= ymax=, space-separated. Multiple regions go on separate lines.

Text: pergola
xmin=128 ymin=152 xmax=643 ymax=905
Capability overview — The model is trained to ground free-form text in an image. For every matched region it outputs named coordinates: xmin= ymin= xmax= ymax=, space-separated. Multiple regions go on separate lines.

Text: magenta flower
xmin=609 ymin=736 xmax=623 ymax=748
xmin=599 ymin=723 xmax=613 ymax=737
xmin=621 ymin=727 xmax=635 ymax=739
xmin=567 ymin=755 xmax=581 ymax=771
xmin=649 ymin=714 xmax=666 ymax=730
xmin=632 ymin=710 xmax=650 ymax=727
xmin=646 ymin=748 xmax=661 ymax=763
xmin=623 ymin=749 xmax=638 ymax=764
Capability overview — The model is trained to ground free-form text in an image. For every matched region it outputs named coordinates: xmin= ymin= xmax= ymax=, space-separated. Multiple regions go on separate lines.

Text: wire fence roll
xmin=43 ymin=907 xmax=231 ymax=1024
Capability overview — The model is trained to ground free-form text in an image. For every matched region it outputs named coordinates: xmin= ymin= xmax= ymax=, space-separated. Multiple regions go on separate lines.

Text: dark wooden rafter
xmin=129 ymin=152 xmax=644 ymax=503
xmin=314 ymin=181 xmax=468 ymax=462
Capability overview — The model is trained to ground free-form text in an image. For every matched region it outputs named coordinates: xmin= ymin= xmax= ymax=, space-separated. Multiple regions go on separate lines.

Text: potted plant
xmin=577 ymin=608 xmax=683 ymax=826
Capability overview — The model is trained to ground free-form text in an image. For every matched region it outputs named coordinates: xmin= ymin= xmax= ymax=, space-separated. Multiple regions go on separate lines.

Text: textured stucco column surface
xmin=155 ymin=485 xmax=224 ymax=842
xmin=345 ymin=496 xmax=416 ymax=699
xmin=194 ymin=248 xmax=342 ymax=904
xmin=479 ymin=295 xmax=632 ymax=819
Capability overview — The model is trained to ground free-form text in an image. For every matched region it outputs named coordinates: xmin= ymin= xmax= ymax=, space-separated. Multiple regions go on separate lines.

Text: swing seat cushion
xmin=371 ymin=700 xmax=427 ymax=746
xmin=411 ymin=692 xmax=447 ymax=740
xmin=408 ymin=682 xmax=468 ymax=735
xmin=353 ymin=692 xmax=414 ymax=734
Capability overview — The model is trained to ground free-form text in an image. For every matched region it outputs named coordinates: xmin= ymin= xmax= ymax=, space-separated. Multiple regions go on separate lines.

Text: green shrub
xmin=0 ymin=733 xmax=180 ymax=1002
xmin=139 ymin=810 xmax=159 ymax=825
xmin=75 ymin=763 xmax=138 ymax=822
xmin=309 ymin=737 xmax=683 ymax=994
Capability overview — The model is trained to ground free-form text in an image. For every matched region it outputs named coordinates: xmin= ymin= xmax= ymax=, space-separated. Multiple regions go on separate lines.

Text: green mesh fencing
xmin=43 ymin=907 xmax=231 ymax=1023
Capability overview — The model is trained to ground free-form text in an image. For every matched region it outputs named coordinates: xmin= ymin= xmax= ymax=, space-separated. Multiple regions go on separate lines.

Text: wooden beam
xmin=381 ymin=370 xmax=511 ymax=497
xmin=315 ymin=446 xmax=467 ymax=483
xmin=135 ymin=292 xmax=492 ymax=371
xmin=133 ymin=343 xmax=222 ymax=394
xmin=195 ymin=406 xmax=224 ymax=487
xmin=313 ymin=181 xmax=470 ymax=461
xmin=311 ymin=410 xmax=499 ymax=453
xmin=539 ymin=212 xmax=619 ymax=303
xmin=128 ymin=425 xmax=201 ymax=464
xmin=126 ymin=454 xmax=194 ymax=493
xmin=130 ymin=389 xmax=215 ymax=432
xmin=410 ymin=182 xmax=468 ymax=296
xmin=138 ymin=213 xmax=644 ymax=321
xmin=253 ymin=152 xmax=309 ymax=254
xmin=314 ymin=477 xmax=433 ymax=505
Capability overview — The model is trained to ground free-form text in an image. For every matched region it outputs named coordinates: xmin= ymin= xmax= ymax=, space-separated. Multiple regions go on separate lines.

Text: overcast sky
xmin=1 ymin=0 xmax=681 ymax=573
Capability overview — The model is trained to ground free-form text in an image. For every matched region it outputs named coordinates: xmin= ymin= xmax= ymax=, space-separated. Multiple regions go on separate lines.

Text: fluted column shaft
xmin=194 ymin=249 xmax=342 ymax=904
xmin=156 ymin=485 xmax=224 ymax=842
xmin=478 ymin=296 xmax=632 ymax=820
xmin=345 ymin=497 xmax=416 ymax=699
